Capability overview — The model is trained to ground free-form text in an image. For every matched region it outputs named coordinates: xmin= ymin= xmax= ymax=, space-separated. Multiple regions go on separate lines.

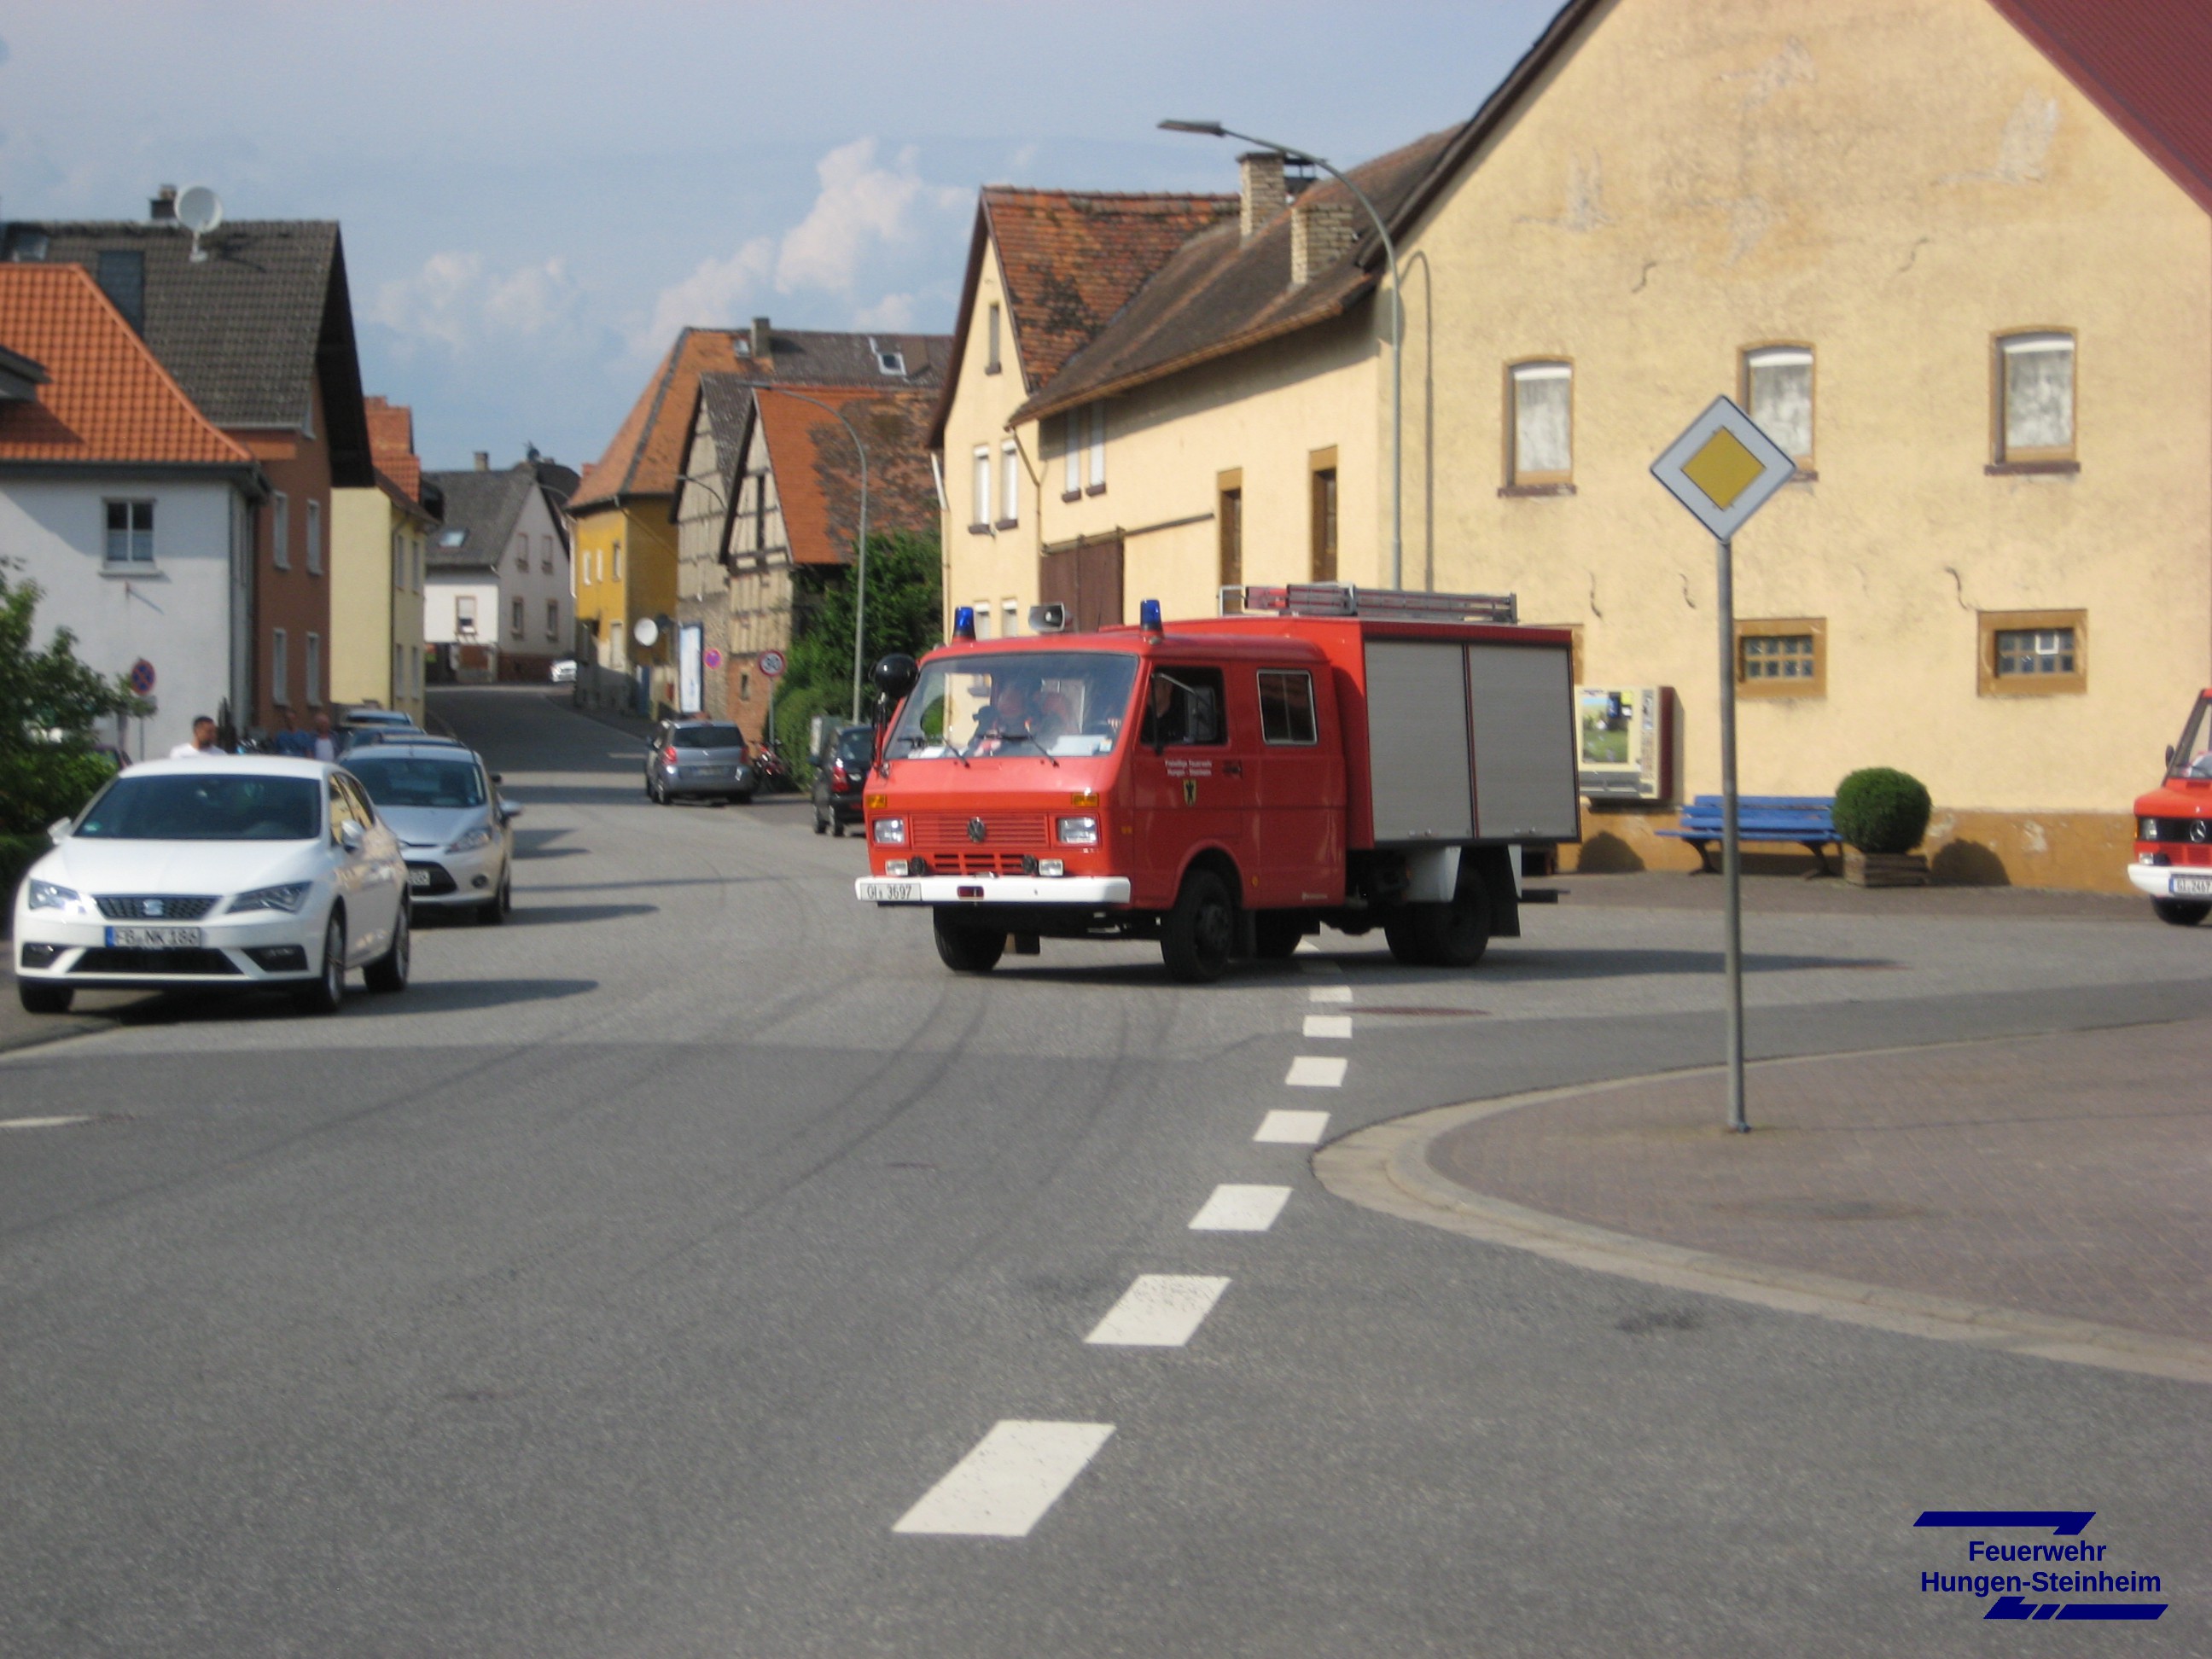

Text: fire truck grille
xmin=933 ymin=853 xmax=1032 ymax=877
xmin=911 ymin=813 xmax=1049 ymax=850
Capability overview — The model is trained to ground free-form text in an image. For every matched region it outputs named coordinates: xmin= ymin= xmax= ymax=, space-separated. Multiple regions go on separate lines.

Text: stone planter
xmin=1844 ymin=847 xmax=1929 ymax=888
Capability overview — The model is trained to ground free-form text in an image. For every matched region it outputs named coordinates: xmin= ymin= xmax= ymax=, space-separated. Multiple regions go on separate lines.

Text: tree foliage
xmin=773 ymin=529 xmax=941 ymax=759
xmin=0 ymin=573 xmax=143 ymax=833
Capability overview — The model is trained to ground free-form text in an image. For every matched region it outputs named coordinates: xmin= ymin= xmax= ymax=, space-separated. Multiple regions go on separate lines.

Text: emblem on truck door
xmin=1183 ymin=779 xmax=1199 ymax=806
xmin=968 ymin=817 xmax=987 ymax=842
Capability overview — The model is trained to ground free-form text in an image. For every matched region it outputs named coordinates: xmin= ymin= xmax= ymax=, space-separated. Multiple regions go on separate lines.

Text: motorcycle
xmin=751 ymin=741 xmax=799 ymax=794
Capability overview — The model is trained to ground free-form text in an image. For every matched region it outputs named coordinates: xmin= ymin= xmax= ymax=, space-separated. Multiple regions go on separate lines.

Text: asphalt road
xmin=3 ymin=684 xmax=2206 ymax=1656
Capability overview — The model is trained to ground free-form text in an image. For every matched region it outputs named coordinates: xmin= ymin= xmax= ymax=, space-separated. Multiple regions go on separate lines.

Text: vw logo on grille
xmin=967 ymin=817 xmax=988 ymax=843
xmin=2193 ymin=821 xmax=2209 ymax=844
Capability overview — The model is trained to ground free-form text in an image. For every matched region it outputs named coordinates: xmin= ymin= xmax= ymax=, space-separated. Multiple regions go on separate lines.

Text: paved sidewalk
xmin=1424 ymin=1017 xmax=2212 ymax=1348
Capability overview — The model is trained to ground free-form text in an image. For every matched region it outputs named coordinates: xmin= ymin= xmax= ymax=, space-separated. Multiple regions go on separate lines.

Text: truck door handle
xmin=1225 ymin=760 xmax=1243 ymax=777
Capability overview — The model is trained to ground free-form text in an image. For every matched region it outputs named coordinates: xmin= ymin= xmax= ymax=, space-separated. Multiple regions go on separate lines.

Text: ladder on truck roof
xmin=1220 ymin=582 xmax=1517 ymax=625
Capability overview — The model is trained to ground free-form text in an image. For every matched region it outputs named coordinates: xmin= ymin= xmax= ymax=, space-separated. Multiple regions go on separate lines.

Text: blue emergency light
xmin=1139 ymin=597 xmax=1162 ymax=632
xmin=953 ymin=605 xmax=976 ymax=641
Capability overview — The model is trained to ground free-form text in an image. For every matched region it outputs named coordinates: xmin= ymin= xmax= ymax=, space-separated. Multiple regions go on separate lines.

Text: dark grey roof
xmin=741 ymin=328 xmax=949 ymax=388
xmin=0 ymin=218 xmax=372 ymax=486
xmin=419 ymin=464 xmax=544 ymax=571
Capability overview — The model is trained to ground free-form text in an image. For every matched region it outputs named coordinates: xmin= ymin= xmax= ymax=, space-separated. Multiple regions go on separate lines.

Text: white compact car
xmin=342 ymin=742 xmax=520 ymax=923
xmin=14 ymin=758 xmax=410 ymax=1016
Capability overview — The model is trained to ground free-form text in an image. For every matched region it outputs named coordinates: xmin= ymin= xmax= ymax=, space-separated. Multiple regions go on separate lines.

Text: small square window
xmin=1735 ymin=618 xmax=1826 ymax=699
xmin=1980 ymin=608 xmax=2086 ymax=696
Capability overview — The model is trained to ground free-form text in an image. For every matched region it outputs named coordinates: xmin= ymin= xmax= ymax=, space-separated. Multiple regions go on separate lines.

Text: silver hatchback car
xmin=344 ymin=742 xmax=520 ymax=923
xmin=645 ymin=719 xmax=756 ymax=806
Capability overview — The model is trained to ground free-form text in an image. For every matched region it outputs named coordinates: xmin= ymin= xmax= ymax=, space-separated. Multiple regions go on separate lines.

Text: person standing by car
xmin=168 ymin=715 xmax=221 ymax=759
xmin=310 ymin=712 xmax=338 ymax=763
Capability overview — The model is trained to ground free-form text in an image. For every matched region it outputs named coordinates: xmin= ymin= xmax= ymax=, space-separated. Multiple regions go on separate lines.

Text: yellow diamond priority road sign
xmin=1651 ymin=396 xmax=1796 ymax=539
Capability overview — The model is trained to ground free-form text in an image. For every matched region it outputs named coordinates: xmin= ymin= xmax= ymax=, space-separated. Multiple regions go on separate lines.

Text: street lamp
xmin=742 ymin=384 xmax=870 ymax=720
xmin=1161 ymin=118 xmax=1406 ymax=590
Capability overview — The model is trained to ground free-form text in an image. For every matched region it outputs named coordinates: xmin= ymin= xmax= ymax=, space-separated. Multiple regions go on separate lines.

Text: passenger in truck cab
xmin=969 ymin=674 xmax=1045 ymax=755
xmin=1140 ymin=669 xmax=1220 ymax=748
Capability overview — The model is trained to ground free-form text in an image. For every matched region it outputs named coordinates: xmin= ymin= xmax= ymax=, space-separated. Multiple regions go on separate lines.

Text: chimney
xmin=474 ymin=451 xmax=490 ymax=471
xmin=1237 ymin=152 xmax=1286 ymax=242
xmin=1290 ymin=192 xmax=1359 ymax=287
xmin=750 ymin=316 xmax=772 ymax=362
xmin=150 ymin=184 xmax=178 ymax=223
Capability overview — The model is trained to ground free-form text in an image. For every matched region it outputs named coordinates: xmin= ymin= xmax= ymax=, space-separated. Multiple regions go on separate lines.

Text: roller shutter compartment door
xmin=1365 ymin=640 xmax=1474 ymax=842
xmin=1465 ymin=643 xmax=1579 ymax=841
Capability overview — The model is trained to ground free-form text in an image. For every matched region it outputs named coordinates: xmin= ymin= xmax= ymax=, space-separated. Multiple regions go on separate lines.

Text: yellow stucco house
xmin=329 ymin=395 xmax=430 ymax=724
xmin=935 ymin=0 xmax=2212 ymax=892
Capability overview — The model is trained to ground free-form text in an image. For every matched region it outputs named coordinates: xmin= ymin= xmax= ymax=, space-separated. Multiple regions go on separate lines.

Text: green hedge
xmin=1833 ymin=767 xmax=1932 ymax=855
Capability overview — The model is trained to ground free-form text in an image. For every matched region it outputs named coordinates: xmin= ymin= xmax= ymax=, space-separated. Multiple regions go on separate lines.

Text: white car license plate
xmin=106 ymin=925 xmax=202 ymax=948
xmin=2174 ymin=874 xmax=2212 ymax=897
xmin=860 ymin=880 xmax=922 ymax=903
xmin=408 ymin=868 xmax=434 ymax=888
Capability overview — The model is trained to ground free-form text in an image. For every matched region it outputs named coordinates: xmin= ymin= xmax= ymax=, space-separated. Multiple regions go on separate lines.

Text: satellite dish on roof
xmin=632 ymin=617 xmax=661 ymax=649
xmin=176 ymin=185 xmax=222 ymax=263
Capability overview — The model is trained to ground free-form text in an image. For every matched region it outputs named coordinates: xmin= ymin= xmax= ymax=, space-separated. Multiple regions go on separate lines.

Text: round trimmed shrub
xmin=1833 ymin=767 xmax=1932 ymax=855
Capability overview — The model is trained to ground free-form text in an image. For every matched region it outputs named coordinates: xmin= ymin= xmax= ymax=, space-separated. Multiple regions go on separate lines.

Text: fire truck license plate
xmin=860 ymin=880 xmax=921 ymax=903
xmin=2174 ymin=874 xmax=2212 ymax=897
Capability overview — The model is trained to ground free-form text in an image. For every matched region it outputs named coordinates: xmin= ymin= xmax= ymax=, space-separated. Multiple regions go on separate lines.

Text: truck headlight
xmin=872 ymin=818 xmax=906 ymax=845
xmin=1055 ymin=815 xmax=1099 ymax=845
xmin=26 ymin=879 xmax=82 ymax=912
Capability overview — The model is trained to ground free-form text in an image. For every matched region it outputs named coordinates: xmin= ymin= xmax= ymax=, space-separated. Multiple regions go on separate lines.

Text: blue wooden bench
xmin=1656 ymin=795 xmax=1840 ymax=876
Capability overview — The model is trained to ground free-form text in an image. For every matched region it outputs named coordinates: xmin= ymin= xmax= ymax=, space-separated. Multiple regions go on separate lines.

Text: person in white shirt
xmin=310 ymin=712 xmax=337 ymax=763
xmin=168 ymin=716 xmax=221 ymax=760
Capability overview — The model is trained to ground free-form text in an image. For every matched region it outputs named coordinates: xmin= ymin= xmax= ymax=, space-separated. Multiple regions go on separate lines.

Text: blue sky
xmin=0 ymin=1 xmax=1561 ymax=473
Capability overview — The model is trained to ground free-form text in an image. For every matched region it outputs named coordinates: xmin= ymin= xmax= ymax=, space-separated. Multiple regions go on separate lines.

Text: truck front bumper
xmin=2128 ymin=861 xmax=2212 ymax=900
xmin=856 ymin=876 xmax=1132 ymax=906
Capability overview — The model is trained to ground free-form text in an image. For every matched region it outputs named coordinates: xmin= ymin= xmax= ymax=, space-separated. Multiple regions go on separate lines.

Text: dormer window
xmin=878 ymin=348 xmax=905 ymax=376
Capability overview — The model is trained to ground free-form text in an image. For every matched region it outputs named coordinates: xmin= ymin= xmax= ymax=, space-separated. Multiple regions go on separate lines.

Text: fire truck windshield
xmin=887 ymin=650 xmax=1141 ymax=760
xmin=2174 ymin=694 xmax=2212 ymax=777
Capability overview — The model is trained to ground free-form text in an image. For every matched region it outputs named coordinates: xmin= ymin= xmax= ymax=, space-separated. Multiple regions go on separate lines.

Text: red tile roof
xmin=1989 ymin=0 xmax=2212 ymax=214
xmin=753 ymin=386 xmax=940 ymax=568
xmin=0 ymin=263 xmax=252 ymax=468
xmin=363 ymin=395 xmax=421 ymax=502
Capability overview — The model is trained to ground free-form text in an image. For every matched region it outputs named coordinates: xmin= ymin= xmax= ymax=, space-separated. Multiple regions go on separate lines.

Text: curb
xmin=1314 ymin=1062 xmax=2212 ymax=1388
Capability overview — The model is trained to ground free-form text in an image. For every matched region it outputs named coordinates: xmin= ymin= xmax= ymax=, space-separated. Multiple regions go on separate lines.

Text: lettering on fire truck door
xmin=1131 ymin=664 xmax=1251 ymax=906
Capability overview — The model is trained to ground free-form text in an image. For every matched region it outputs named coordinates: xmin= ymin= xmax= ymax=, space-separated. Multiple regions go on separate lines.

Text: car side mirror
xmin=498 ymin=803 xmax=522 ymax=822
xmin=490 ymin=772 xmax=504 ymax=784
xmin=340 ymin=820 xmax=365 ymax=853
xmin=46 ymin=815 xmax=73 ymax=841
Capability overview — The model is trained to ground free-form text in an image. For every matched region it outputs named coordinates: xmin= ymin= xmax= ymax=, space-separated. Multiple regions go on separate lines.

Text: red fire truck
xmin=2129 ymin=686 xmax=2212 ymax=925
xmin=854 ymin=585 xmax=1582 ymax=981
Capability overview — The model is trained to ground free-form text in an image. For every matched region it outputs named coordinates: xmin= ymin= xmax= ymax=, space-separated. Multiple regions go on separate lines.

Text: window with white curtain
xmin=1999 ymin=332 xmax=2075 ymax=461
xmin=999 ymin=439 xmax=1020 ymax=526
xmin=1509 ymin=362 xmax=1573 ymax=485
xmin=972 ymin=446 xmax=991 ymax=528
xmin=1064 ymin=412 xmax=1082 ymax=498
xmin=1743 ymin=345 xmax=1814 ymax=465
xmin=1088 ymin=402 xmax=1106 ymax=492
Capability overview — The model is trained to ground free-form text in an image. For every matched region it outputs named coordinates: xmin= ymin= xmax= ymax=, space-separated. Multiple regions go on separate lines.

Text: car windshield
xmin=835 ymin=728 xmax=876 ymax=766
xmin=346 ymin=755 xmax=487 ymax=809
xmin=888 ymin=650 xmax=1139 ymax=760
xmin=2174 ymin=695 xmax=2212 ymax=778
xmin=76 ymin=773 xmax=322 ymax=841
xmin=673 ymin=723 xmax=746 ymax=752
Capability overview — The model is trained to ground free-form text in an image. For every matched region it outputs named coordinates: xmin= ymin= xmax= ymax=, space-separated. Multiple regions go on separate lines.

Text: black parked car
xmin=812 ymin=723 xmax=876 ymax=835
xmin=646 ymin=720 xmax=756 ymax=806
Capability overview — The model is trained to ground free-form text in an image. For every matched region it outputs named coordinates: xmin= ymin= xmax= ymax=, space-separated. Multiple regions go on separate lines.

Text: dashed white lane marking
xmin=0 ymin=1116 xmax=89 ymax=1130
xmin=1189 ymin=1184 xmax=1293 ymax=1231
xmin=1308 ymin=985 xmax=1353 ymax=1004
xmin=1285 ymin=1055 xmax=1348 ymax=1088
xmin=1254 ymin=1109 xmax=1330 ymax=1145
xmin=1085 ymin=1275 xmax=1231 ymax=1347
xmin=893 ymin=1421 xmax=1115 ymax=1537
xmin=1302 ymin=1014 xmax=1353 ymax=1040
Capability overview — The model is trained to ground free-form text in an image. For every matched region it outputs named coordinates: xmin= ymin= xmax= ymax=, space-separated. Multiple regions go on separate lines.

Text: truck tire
xmin=1252 ymin=911 xmax=1307 ymax=959
xmin=934 ymin=911 xmax=1006 ymax=973
xmin=1162 ymin=869 xmax=1235 ymax=983
xmin=1384 ymin=874 xmax=1493 ymax=968
xmin=2152 ymin=898 xmax=2209 ymax=927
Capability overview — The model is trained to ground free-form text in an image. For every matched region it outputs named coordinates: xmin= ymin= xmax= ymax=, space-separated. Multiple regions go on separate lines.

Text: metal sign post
xmin=759 ymin=649 xmax=785 ymax=754
xmin=1650 ymin=397 xmax=1797 ymax=1132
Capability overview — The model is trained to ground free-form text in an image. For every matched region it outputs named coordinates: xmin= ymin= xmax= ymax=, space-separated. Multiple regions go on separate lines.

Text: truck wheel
xmin=2153 ymin=898 xmax=2210 ymax=927
xmin=1385 ymin=877 xmax=1493 ymax=969
xmin=1252 ymin=912 xmax=1306 ymax=960
xmin=934 ymin=911 xmax=1006 ymax=973
xmin=1162 ymin=869 xmax=1235 ymax=983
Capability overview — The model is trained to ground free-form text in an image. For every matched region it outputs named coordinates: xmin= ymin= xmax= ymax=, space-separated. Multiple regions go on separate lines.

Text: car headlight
xmin=26 ymin=879 xmax=82 ymax=912
xmin=446 ymin=823 xmax=497 ymax=853
xmin=1055 ymin=815 xmax=1099 ymax=846
xmin=230 ymin=882 xmax=312 ymax=914
xmin=871 ymin=818 xmax=907 ymax=846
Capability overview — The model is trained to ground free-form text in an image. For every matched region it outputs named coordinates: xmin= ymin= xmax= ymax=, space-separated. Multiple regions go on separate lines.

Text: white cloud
xmin=371 ymin=252 xmax=586 ymax=355
xmin=853 ymin=291 xmax=919 ymax=330
xmin=631 ymin=236 xmax=774 ymax=359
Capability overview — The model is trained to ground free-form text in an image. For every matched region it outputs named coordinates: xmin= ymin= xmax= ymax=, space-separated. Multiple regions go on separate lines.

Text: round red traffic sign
xmin=128 ymin=659 xmax=156 ymax=696
xmin=703 ymin=647 xmax=723 ymax=670
xmin=759 ymin=650 xmax=786 ymax=678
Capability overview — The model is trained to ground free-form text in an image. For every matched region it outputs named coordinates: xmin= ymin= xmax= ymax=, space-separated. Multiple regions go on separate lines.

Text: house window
xmin=272 ymin=492 xmax=290 ymax=569
xmin=391 ymin=530 xmax=404 ymax=589
xmin=1979 ymin=608 xmax=2086 ymax=696
xmin=1218 ymin=470 xmax=1243 ymax=591
xmin=104 ymin=499 xmax=154 ymax=565
xmin=1507 ymin=361 xmax=1573 ymax=489
xmin=510 ymin=597 xmax=525 ymax=638
xmin=1003 ymin=600 xmax=1019 ymax=637
xmin=271 ymin=628 xmax=290 ymax=706
xmin=306 ymin=499 xmax=322 ymax=574
xmin=1735 ymin=617 xmax=1826 ymax=699
xmin=542 ymin=535 xmax=555 ymax=573
xmin=1063 ymin=411 xmax=1082 ymax=500
xmin=739 ymin=671 xmax=751 ymax=701
xmin=515 ymin=536 xmax=529 ymax=571
xmin=1743 ymin=345 xmax=1814 ymax=469
xmin=998 ymin=439 xmax=1020 ymax=528
xmin=972 ymin=446 xmax=992 ymax=531
xmin=546 ymin=599 xmax=560 ymax=641
xmin=305 ymin=632 xmax=322 ymax=706
xmin=456 ymin=595 xmax=478 ymax=638
xmin=972 ymin=602 xmax=992 ymax=639
xmin=1088 ymin=403 xmax=1106 ymax=493
xmin=393 ymin=643 xmax=403 ymax=696
xmin=986 ymin=302 xmax=1002 ymax=374
xmin=1996 ymin=332 xmax=2075 ymax=464
xmin=1310 ymin=448 xmax=1338 ymax=582
xmin=1258 ymin=669 xmax=1319 ymax=745
xmin=613 ymin=544 xmax=623 ymax=581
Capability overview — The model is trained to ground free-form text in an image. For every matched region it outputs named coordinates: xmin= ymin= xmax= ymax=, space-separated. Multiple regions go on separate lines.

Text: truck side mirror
xmin=873 ymin=653 xmax=919 ymax=703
